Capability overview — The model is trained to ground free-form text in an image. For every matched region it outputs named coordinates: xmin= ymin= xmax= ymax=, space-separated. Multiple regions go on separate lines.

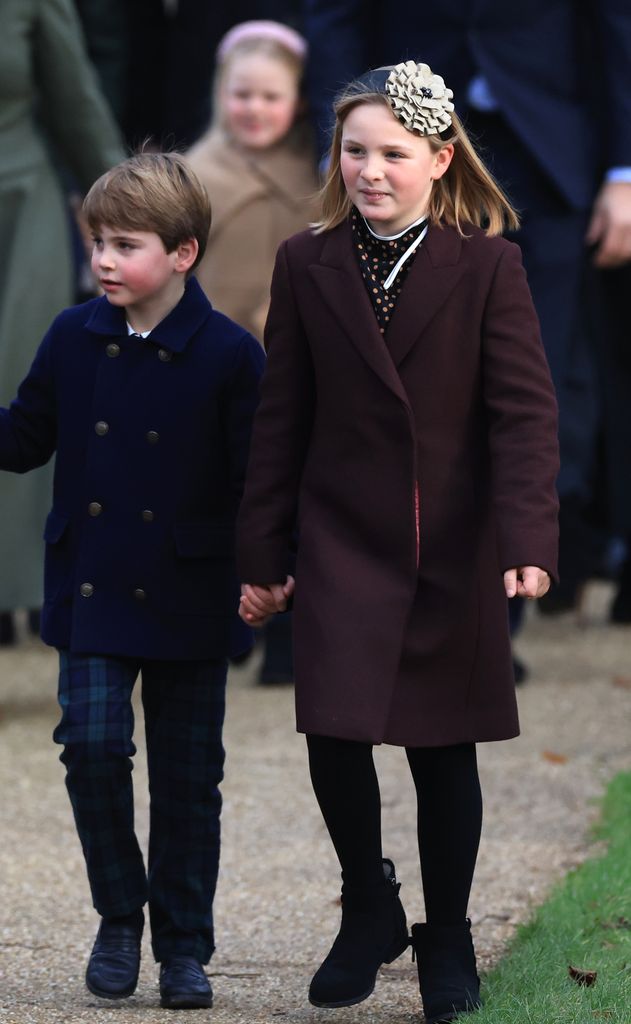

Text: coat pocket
xmin=170 ymin=522 xmax=237 ymax=615
xmin=173 ymin=522 xmax=235 ymax=560
xmin=43 ymin=509 xmax=70 ymax=544
xmin=43 ymin=510 xmax=71 ymax=602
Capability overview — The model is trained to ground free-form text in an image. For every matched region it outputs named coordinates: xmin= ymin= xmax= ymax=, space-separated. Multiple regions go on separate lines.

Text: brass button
xmin=95 ymin=420 xmax=109 ymax=436
xmin=158 ymin=348 xmax=172 ymax=362
xmin=80 ymin=583 xmax=94 ymax=598
xmin=146 ymin=430 xmax=159 ymax=444
xmin=134 ymin=588 xmax=146 ymax=601
xmin=141 ymin=509 xmax=154 ymax=522
xmin=88 ymin=501 xmax=102 ymax=517
xmin=106 ymin=343 xmax=120 ymax=358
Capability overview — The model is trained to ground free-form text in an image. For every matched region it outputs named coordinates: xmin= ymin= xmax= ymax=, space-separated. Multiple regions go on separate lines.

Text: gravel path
xmin=1 ymin=586 xmax=630 ymax=1023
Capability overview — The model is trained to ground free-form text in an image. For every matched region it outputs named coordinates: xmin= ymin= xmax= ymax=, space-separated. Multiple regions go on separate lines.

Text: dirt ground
xmin=1 ymin=585 xmax=630 ymax=1023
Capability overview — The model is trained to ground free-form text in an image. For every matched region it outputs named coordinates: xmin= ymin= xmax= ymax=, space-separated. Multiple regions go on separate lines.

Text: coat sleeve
xmin=593 ymin=0 xmax=631 ymax=168
xmin=236 ymin=241 xmax=316 ymax=584
xmin=0 ymin=330 xmax=57 ymax=473
xmin=33 ymin=0 xmax=125 ymax=189
xmin=481 ymin=242 xmax=560 ymax=580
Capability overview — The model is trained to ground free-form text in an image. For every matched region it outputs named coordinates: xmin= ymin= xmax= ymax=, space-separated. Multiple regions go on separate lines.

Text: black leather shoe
xmin=308 ymin=858 xmax=409 ymax=1008
xmin=86 ymin=913 xmax=143 ymax=999
xmin=159 ymin=956 xmax=213 ymax=1009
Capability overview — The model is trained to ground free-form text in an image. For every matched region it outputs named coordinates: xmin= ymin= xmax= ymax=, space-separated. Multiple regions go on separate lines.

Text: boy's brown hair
xmin=83 ymin=152 xmax=211 ymax=269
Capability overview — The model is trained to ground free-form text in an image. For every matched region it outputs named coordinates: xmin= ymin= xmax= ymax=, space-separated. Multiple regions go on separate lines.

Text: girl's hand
xmin=239 ymin=576 xmax=295 ymax=626
xmin=504 ymin=566 xmax=550 ymax=600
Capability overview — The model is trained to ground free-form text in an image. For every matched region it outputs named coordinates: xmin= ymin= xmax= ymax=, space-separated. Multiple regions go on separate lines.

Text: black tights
xmin=306 ymin=735 xmax=482 ymax=925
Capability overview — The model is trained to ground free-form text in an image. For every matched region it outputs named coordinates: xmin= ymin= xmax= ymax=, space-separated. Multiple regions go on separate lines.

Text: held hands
xmin=239 ymin=576 xmax=295 ymax=627
xmin=586 ymin=181 xmax=631 ymax=268
xmin=504 ymin=566 xmax=550 ymax=600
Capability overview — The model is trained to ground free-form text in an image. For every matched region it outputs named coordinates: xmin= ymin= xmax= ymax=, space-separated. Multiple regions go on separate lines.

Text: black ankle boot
xmin=411 ymin=920 xmax=481 ymax=1024
xmin=308 ymin=858 xmax=409 ymax=1008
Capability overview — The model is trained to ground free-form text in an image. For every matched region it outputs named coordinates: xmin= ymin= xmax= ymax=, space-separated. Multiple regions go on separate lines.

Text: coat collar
xmin=308 ymin=220 xmax=466 ymax=405
xmin=84 ymin=276 xmax=213 ymax=353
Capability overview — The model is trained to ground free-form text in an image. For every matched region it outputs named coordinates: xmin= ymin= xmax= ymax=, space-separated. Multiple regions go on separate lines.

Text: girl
xmin=186 ymin=20 xmax=320 ymax=342
xmin=236 ymin=62 xmax=559 ymax=1023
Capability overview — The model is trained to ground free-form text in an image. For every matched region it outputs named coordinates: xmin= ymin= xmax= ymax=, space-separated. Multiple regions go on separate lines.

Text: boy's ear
xmin=174 ymin=237 xmax=199 ymax=273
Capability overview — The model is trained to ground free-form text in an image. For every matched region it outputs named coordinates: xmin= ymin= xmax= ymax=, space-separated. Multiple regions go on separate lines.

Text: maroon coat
xmin=236 ymin=220 xmax=559 ymax=746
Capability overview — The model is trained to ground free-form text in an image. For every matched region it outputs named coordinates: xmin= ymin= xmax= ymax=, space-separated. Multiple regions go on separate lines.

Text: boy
xmin=0 ymin=154 xmax=264 ymax=1009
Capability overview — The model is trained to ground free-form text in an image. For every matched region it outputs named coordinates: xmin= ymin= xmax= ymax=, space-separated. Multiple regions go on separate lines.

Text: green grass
xmin=471 ymin=772 xmax=631 ymax=1024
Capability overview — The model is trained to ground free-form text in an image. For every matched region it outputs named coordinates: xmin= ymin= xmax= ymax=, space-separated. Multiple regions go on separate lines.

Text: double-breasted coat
xmin=0 ymin=278 xmax=264 ymax=660
xmin=236 ymin=221 xmax=560 ymax=747
xmin=185 ymin=127 xmax=320 ymax=342
xmin=0 ymin=0 xmax=124 ymax=609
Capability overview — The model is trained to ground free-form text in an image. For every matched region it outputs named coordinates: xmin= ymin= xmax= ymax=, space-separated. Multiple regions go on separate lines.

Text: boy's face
xmin=90 ymin=226 xmax=188 ymax=318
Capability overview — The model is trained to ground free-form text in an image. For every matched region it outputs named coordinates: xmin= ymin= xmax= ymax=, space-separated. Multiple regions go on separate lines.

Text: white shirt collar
xmin=126 ymin=322 xmax=152 ymax=339
xmin=363 ymin=211 xmax=429 ymax=241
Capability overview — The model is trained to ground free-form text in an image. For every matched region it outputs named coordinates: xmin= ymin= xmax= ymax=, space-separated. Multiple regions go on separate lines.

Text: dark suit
xmin=303 ymin=0 xmax=631 ymax=519
xmin=237 ymin=222 xmax=559 ymax=746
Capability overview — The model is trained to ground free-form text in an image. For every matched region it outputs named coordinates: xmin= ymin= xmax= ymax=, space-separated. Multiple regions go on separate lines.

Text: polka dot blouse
xmin=350 ymin=207 xmax=429 ymax=336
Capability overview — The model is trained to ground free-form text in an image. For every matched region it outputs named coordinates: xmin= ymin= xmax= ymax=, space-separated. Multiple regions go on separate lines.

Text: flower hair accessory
xmin=385 ymin=61 xmax=454 ymax=135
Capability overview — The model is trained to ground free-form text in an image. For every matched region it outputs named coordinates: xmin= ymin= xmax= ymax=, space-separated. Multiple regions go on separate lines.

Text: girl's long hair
xmin=313 ymin=88 xmax=519 ymax=236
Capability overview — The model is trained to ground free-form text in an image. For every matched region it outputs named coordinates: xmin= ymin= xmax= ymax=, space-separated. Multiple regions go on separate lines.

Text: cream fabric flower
xmin=385 ymin=61 xmax=454 ymax=135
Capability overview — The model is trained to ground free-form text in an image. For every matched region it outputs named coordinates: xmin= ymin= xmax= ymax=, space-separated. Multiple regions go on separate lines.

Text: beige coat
xmin=186 ymin=127 xmax=319 ymax=341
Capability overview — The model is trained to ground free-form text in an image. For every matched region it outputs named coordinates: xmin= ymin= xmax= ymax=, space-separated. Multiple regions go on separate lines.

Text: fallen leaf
xmin=600 ymin=917 xmax=631 ymax=930
xmin=543 ymin=750 xmax=568 ymax=764
xmin=568 ymin=965 xmax=597 ymax=987
xmin=612 ymin=676 xmax=631 ymax=690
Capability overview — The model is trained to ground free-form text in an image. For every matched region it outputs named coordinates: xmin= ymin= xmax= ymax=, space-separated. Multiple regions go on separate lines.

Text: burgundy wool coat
xmin=236 ymin=219 xmax=560 ymax=747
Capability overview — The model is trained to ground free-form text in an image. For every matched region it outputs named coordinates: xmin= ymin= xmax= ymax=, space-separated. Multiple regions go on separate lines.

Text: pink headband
xmin=217 ymin=20 xmax=308 ymax=63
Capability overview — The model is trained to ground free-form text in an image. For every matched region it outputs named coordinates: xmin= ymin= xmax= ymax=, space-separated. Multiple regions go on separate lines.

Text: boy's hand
xmin=504 ymin=566 xmax=550 ymax=600
xmin=239 ymin=576 xmax=295 ymax=626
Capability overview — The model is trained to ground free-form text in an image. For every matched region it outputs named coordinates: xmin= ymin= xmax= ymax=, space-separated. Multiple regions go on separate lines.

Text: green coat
xmin=0 ymin=0 xmax=124 ymax=609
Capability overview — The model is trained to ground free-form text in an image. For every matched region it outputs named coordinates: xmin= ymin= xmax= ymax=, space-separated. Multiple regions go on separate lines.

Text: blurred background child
xmin=187 ymin=20 xmax=319 ymax=687
xmin=186 ymin=20 xmax=319 ymax=342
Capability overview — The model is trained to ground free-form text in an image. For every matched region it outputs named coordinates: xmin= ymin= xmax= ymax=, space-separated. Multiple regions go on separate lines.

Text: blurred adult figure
xmin=74 ymin=0 xmax=131 ymax=128
xmin=0 ymin=0 xmax=124 ymax=643
xmin=303 ymin=0 xmax=631 ymax=629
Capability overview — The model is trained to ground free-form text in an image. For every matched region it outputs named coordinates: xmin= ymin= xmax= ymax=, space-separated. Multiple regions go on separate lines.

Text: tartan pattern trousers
xmin=53 ymin=651 xmax=227 ymax=963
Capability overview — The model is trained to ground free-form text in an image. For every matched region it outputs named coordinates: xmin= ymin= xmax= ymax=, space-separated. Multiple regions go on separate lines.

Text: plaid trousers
xmin=53 ymin=651 xmax=227 ymax=963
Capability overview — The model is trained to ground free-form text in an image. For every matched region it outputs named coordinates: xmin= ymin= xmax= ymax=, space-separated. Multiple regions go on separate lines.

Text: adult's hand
xmin=586 ymin=181 xmax=631 ymax=268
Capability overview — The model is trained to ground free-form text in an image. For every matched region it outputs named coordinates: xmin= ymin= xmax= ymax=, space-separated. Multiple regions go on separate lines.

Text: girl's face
xmin=340 ymin=102 xmax=453 ymax=234
xmin=221 ymin=52 xmax=300 ymax=151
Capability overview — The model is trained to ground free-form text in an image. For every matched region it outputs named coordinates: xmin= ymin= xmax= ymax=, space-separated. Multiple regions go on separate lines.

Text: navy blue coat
xmin=0 ymin=277 xmax=264 ymax=659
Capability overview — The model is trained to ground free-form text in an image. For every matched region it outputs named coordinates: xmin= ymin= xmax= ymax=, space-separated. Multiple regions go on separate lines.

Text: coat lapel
xmin=387 ymin=223 xmax=466 ymax=368
xmin=308 ymin=223 xmax=412 ymax=410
